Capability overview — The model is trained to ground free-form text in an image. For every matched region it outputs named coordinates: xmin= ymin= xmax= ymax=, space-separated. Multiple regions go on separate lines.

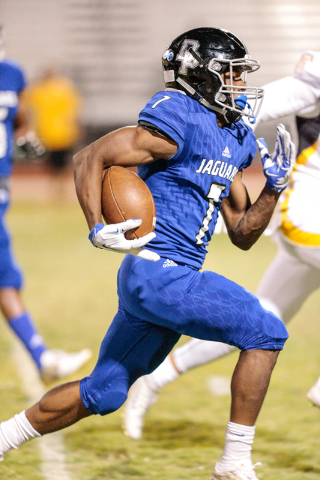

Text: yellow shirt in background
xmin=23 ymin=77 xmax=81 ymax=151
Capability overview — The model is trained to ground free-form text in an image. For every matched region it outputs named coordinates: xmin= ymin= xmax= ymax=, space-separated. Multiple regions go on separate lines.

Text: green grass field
xmin=0 ymin=201 xmax=320 ymax=480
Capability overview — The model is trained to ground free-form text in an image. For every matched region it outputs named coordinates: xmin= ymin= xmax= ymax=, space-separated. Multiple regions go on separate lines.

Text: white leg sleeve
xmin=256 ymin=235 xmax=320 ymax=324
xmin=0 ymin=411 xmax=40 ymax=459
xmin=173 ymin=338 xmax=236 ymax=374
xmin=146 ymin=339 xmax=236 ymax=391
xmin=146 ymin=356 xmax=180 ymax=391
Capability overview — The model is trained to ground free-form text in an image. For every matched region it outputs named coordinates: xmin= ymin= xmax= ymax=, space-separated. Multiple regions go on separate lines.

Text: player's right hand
xmin=88 ymin=220 xmax=160 ymax=262
xmin=257 ymin=124 xmax=295 ymax=193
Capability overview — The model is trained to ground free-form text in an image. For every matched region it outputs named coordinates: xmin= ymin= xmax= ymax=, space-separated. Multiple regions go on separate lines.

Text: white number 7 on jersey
xmin=196 ymin=182 xmax=226 ymax=245
xmin=151 ymin=95 xmax=171 ymax=109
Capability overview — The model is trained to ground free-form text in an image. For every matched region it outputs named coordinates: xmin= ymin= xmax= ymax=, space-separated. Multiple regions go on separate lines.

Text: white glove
xmin=89 ymin=219 xmax=160 ymax=262
xmin=257 ymin=124 xmax=296 ymax=193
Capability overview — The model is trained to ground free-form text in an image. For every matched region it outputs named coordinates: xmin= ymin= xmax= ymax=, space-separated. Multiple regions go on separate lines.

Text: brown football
xmin=101 ymin=166 xmax=156 ymax=240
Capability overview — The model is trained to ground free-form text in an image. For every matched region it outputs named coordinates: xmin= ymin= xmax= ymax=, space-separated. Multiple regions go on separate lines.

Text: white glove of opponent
xmin=257 ymin=123 xmax=296 ymax=193
xmin=89 ymin=219 xmax=160 ymax=262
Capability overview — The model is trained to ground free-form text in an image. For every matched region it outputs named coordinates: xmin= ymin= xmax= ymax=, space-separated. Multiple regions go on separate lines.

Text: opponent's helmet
xmin=162 ymin=27 xmax=263 ymax=124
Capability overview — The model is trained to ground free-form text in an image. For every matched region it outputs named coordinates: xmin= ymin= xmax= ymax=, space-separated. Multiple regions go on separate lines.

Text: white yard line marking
xmin=12 ymin=340 xmax=72 ymax=480
xmin=207 ymin=375 xmax=231 ymax=397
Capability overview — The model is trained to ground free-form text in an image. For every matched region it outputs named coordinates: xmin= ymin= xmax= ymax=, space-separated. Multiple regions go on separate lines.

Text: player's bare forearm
xmin=223 ymin=185 xmax=280 ymax=250
xmin=73 ymin=143 xmax=104 ymax=230
xmin=73 ymin=126 xmax=177 ymax=230
xmin=221 ymin=171 xmax=281 ymax=250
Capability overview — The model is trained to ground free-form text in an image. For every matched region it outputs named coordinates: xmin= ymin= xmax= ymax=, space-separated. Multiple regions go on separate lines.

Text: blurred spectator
xmin=0 ymin=27 xmax=91 ymax=380
xmin=22 ymin=65 xmax=82 ymax=199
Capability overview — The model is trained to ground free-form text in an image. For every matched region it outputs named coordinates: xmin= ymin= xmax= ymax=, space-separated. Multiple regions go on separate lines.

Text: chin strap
xmin=175 ymin=76 xmax=259 ymax=126
xmin=176 ymin=76 xmax=229 ymax=122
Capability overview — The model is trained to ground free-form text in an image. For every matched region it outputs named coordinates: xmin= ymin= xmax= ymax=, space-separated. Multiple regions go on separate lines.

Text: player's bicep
xmin=80 ymin=125 xmax=177 ymax=169
xmin=134 ymin=125 xmax=178 ymax=161
xmin=221 ymin=172 xmax=251 ymax=233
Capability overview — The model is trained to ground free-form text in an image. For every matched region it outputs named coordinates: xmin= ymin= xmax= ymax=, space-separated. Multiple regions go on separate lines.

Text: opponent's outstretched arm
xmin=221 ymin=124 xmax=295 ymax=250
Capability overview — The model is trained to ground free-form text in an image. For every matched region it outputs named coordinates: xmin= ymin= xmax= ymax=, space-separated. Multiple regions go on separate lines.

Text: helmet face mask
xmin=211 ymin=57 xmax=263 ymax=123
xmin=162 ymin=27 xmax=264 ymax=125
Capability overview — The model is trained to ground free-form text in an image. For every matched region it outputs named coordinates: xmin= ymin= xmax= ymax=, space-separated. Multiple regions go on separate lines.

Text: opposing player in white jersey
xmin=124 ymin=50 xmax=320 ymax=440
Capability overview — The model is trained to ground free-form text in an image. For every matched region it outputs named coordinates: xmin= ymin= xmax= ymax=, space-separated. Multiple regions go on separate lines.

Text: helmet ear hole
xmin=207 ymin=60 xmax=223 ymax=73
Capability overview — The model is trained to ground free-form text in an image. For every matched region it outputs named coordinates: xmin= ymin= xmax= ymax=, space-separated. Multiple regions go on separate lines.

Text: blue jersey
xmin=0 ymin=59 xmax=26 ymax=176
xmin=138 ymin=91 xmax=256 ymax=270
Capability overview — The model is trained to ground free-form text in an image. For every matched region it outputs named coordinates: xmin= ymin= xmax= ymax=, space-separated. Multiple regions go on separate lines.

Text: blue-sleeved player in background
xmin=0 ymin=28 xmax=295 ymax=480
xmin=0 ymin=26 xmax=91 ymax=381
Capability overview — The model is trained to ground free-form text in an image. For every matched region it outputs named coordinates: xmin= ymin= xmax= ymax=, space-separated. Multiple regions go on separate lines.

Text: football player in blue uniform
xmin=0 ymin=27 xmax=91 ymax=381
xmin=0 ymin=28 xmax=295 ymax=480
xmin=123 ymin=49 xmax=320 ymax=440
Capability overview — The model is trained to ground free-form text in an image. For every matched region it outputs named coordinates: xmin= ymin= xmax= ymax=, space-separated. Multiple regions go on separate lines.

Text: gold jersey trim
xmin=280 ymin=140 xmax=320 ymax=247
xmin=280 ymin=222 xmax=320 ymax=247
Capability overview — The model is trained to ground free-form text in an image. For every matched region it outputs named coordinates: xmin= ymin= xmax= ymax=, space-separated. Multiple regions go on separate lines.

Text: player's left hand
xmin=257 ymin=124 xmax=295 ymax=193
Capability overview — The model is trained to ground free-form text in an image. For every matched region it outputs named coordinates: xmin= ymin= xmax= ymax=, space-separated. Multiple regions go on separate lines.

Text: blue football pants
xmin=80 ymin=255 xmax=288 ymax=415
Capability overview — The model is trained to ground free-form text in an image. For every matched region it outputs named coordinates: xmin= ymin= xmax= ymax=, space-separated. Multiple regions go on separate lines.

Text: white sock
xmin=145 ymin=356 xmax=179 ymax=392
xmin=216 ymin=421 xmax=256 ymax=472
xmin=0 ymin=411 xmax=41 ymax=459
xmin=173 ymin=338 xmax=236 ymax=373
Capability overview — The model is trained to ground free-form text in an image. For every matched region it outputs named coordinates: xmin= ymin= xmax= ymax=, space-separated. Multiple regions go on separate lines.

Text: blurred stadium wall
xmin=1 ymin=0 xmax=320 ymax=200
xmin=2 ymin=0 xmax=320 ymax=128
